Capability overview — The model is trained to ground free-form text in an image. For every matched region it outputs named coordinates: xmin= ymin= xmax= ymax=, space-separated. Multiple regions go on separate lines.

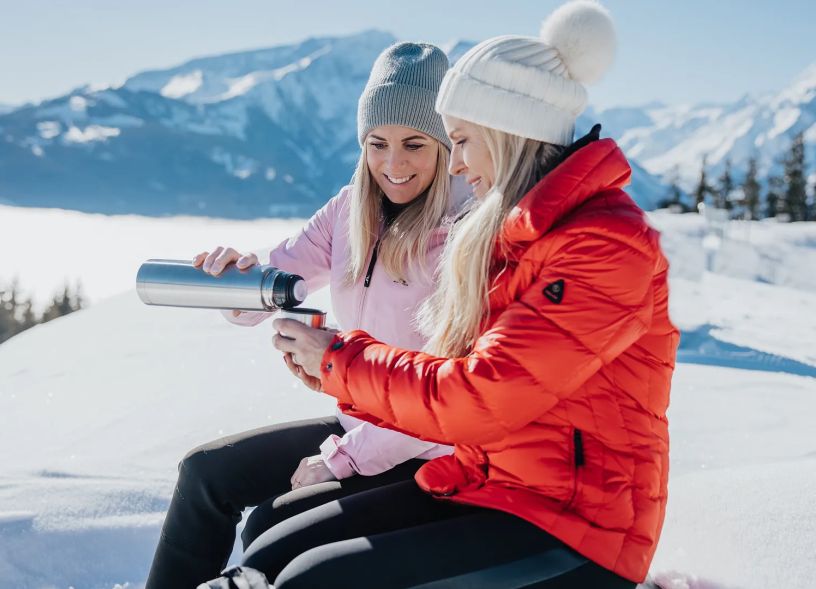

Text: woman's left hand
xmin=290 ymin=455 xmax=337 ymax=490
xmin=272 ymin=318 xmax=338 ymax=381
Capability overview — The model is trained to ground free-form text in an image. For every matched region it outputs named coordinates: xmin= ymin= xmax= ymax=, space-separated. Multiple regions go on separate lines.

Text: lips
xmin=385 ymin=174 xmax=415 ymax=185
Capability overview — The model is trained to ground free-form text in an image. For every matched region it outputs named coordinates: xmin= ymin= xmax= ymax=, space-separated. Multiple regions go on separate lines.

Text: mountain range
xmin=2 ymin=30 xmax=812 ymax=217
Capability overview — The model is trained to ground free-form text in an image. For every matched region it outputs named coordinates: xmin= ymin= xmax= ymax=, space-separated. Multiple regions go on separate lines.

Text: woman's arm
xmin=319 ymin=416 xmax=451 ymax=478
xmin=319 ymin=233 xmax=658 ymax=446
xmin=224 ymin=187 xmax=349 ymax=327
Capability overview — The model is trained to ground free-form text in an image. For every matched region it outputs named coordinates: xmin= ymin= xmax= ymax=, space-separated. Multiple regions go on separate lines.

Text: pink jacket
xmin=225 ymin=181 xmax=468 ymax=478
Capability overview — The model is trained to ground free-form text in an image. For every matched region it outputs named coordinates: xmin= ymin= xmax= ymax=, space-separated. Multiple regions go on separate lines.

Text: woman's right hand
xmin=193 ymin=247 xmax=260 ymax=317
xmin=193 ymin=246 xmax=259 ymax=276
xmin=283 ymin=352 xmax=323 ymax=391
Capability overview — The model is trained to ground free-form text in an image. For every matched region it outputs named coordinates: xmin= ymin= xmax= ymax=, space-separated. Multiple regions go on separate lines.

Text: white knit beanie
xmin=436 ymin=0 xmax=616 ymax=146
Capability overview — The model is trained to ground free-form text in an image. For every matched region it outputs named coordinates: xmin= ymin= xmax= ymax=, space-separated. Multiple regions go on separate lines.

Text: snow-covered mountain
xmin=591 ymin=63 xmax=816 ymax=189
xmin=0 ymin=31 xmax=669 ymax=218
xmin=0 ymin=31 xmax=396 ymax=217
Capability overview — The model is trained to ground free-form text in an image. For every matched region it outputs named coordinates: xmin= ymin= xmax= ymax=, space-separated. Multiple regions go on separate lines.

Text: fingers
xmin=202 ymin=247 xmax=224 ymax=273
xmin=210 ymin=247 xmax=241 ymax=275
xmin=283 ymin=352 xmax=301 ymax=375
xmin=192 ymin=252 xmax=208 ymax=267
xmin=272 ymin=332 xmax=298 ymax=355
xmin=236 ymin=253 xmax=259 ymax=270
xmin=272 ymin=318 xmax=310 ymax=340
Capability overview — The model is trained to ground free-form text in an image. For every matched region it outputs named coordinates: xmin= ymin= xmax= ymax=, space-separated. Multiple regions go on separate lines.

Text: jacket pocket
xmin=566 ymin=428 xmax=584 ymax=507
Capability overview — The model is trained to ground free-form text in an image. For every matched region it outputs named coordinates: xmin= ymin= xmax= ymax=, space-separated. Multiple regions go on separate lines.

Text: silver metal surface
xmin=136 ymin=259 xmax=305 ymax=311
xmin=279 ymin=308 xmax=327 ymax=329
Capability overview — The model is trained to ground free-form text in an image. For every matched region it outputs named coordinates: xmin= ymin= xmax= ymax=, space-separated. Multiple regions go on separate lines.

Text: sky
xmin=1 ymin=0 xmax=814 ymax=110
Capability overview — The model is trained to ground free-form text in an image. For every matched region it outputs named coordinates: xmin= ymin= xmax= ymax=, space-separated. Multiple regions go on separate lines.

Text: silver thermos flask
xmin=136 ymin=259 xmax=307 ymax=311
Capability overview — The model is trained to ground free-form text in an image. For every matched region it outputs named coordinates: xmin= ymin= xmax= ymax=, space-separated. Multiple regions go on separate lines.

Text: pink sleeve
xmin=319 ymin=420 xmax=452 ymax=479
xmin=266 ymin=187 xmax=348 ymax=294
xmin=221 ymin=187 xmax=349 ymax=328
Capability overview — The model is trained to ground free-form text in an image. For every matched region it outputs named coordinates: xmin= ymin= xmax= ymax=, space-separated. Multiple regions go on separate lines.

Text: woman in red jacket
xmin=223 ymin=2 xmax=679 ymax=588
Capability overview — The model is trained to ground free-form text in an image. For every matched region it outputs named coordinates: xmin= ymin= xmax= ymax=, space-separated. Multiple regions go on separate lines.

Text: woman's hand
xmin=283 ymin=352 xmax=323 ymax=391
xmin=193 ymin=247 xmax=260 ymax=317
xmin=290 ymin=455 xmax=337 ymax=490
xmin=193 ymin=247 xmax=259 ymax=276
xmin=272 ymin=319 xmax=338 ymax=380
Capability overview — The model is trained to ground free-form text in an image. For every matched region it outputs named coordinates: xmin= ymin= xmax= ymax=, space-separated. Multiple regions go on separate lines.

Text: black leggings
xmin=145 ymin=416 xmax=423 ymax=589
xmin=242 ymin=479 xmax=636 ymax=589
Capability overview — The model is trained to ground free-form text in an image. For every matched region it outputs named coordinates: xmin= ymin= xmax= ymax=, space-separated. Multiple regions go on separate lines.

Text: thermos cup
xmin=278 ymin=307 xmax=327 ymax=329
xmin=136 ymin=259 xmax=307 ymax=311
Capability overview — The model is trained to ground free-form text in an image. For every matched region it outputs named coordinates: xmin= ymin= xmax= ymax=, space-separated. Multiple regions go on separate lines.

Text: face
xmin=442 ymin=114 xmax=495 ymax=199
xmin=365 ymin=125 xmax=439 ymax=204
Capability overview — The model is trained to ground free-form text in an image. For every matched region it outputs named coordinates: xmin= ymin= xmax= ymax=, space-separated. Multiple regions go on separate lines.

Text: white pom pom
xmin=540 ymin=0 xmax=616 ymax=84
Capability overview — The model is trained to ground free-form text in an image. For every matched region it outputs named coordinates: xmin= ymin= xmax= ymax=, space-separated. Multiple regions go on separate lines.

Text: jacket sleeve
xmin=318 ymin=416 xmax=450 ymax=479
xmin=223 ymin=187 xmax=348 ymax=327
xmin=320 ymin=232 xmax=658 ymax=446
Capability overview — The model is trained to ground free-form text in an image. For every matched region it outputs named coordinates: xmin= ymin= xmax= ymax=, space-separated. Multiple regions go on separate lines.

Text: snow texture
xmin=0 ymin=207 xmax=814 ymax=588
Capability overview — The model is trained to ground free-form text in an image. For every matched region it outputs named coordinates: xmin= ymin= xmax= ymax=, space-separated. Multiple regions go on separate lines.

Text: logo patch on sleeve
xmin=543 ymin=279 xmax=565 ymax=304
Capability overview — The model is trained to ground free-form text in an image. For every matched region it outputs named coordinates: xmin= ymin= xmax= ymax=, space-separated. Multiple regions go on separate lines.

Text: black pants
xmin=145 ymin=416 xmax=423 ymax=589
xmin=242 ymin=479 xmax=637 ymax=589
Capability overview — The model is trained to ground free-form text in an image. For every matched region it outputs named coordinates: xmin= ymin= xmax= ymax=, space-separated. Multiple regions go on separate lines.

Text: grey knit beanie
xmin=357 ymin=42 xmax=451 ymax=149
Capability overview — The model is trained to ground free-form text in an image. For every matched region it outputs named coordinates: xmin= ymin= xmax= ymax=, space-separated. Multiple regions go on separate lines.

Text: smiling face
xmin=442 ymin=114 xmax=495 ymax=199
xmin=365 ymin=125 xmax=440 ymax=204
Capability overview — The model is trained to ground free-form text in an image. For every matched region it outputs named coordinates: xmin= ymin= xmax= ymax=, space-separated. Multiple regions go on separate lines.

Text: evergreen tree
xmin=694 ymin=156 xmax=711 ymax=212
xmin=0 ymin=286 xmax=15 ymax=344
xmin=716 ymin=158 xmax=734 ymax=210
xmin=783 ymin=132 xmax=807 ymax=221
xmin=765 ymin=174 xmax=785 ymax=219
xmin=742 ymin=156 xmax=761 ymax=220
xmin=0 ymin=281 xmax=25 ymax=344
xmin=41 ymin=282 xmax=83 ymax=324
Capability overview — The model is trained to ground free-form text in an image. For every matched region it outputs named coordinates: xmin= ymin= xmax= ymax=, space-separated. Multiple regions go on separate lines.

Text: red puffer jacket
xmin=320 ymin=138 xmax=680 ymax=583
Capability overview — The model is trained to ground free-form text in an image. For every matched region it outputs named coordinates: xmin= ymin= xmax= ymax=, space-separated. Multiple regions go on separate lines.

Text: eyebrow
xmin=368 ymin=134 xmax=429 ymax=142
xmin=446 ymin=128 xmax=462 ymax=139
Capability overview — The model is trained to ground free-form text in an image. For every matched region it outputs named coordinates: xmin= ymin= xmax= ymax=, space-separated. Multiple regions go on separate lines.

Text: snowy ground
xmin=1 ymin=206 xmax=815 ymax=588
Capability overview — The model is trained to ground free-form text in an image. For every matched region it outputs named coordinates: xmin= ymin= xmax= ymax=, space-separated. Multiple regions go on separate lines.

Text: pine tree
xmin=716 ymin=159 xmax=734 ymax=210
xmin=0 ymin=285 xmax=15 ymax=344
xmin=783 ymin=132 xmax=807 ymax=221
xmin=765 ymin=174 xmax=785 ymax=219
xmin=42 ymin=283 xmax=82 ymax=323
xmin=0 ymin=281 xmax=23 ymax=344
xmin=694 ymin=156 xmax=711 ymax=212
xmin=742 ymin=156 xmax=761 ymax=220
xmin=19 ymin=300 xmax=38 ymax=332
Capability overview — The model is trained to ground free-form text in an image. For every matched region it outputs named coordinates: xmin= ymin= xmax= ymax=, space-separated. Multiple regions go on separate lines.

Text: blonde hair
xmin=347 ymin=143 xmax=450 ymax=284
xmin=418 ymin=127 xmax=564 ymax=357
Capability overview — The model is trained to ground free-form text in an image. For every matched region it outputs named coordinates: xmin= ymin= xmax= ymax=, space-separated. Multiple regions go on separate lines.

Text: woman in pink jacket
xmin=145 ymin=42 xmax=467 ymax=589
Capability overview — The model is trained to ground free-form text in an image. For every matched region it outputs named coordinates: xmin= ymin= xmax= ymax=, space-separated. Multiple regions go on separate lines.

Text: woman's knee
xmin=176 ymin=437 xmax=239 ymax=497
xmin=272 ymin=539 xmax=370 ymax=589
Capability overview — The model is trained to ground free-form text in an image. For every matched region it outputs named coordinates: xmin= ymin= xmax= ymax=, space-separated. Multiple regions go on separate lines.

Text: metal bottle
xmin=136 ymin=259 xmax=307 ymax=311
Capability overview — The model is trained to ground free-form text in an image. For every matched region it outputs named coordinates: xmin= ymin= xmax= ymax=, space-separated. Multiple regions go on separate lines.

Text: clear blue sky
xmin=1 ymin=0 xmax=813 ymax=109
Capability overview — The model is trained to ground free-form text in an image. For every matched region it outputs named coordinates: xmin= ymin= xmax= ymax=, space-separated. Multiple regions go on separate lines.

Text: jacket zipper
xmin=356 ymin=238 xmax=380 ymax=326
xmin=364 ymin=239 xmax=380 ymax=287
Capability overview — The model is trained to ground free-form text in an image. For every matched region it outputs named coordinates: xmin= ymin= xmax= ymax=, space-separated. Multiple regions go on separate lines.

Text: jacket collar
xmin=502 ymin=132 xmax=632 ymax=246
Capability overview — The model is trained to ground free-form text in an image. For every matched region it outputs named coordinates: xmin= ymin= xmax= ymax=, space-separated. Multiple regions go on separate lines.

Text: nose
xmin=448 ymin=145 xmax=466 ymax=176
xmin=386 ymin=150 xmax=408 ymax=172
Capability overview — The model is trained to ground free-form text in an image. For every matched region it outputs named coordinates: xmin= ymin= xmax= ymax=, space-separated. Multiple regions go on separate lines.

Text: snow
xmin=0 ymin=206 xmax=814 ymax=588
xmin=36 ymin=121 xmax=61 ymax=140
xmin=63 ymin=125 xmax=121 ymax=144
xmin=160 ymin=70 xmax=203 ymax=99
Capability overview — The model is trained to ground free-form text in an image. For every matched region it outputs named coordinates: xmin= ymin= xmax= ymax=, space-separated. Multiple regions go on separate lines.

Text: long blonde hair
xmin=418 ymin=127 xmax=564 ymax=357
xmin=346 ymin=144 xmax=451 ymax=284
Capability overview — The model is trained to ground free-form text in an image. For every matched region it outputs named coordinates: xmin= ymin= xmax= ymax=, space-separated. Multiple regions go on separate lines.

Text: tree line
xmin=663 ymin=131 xmax=814 ymax=221
xmin=0 ymin=281 xmax=84 ymax=344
